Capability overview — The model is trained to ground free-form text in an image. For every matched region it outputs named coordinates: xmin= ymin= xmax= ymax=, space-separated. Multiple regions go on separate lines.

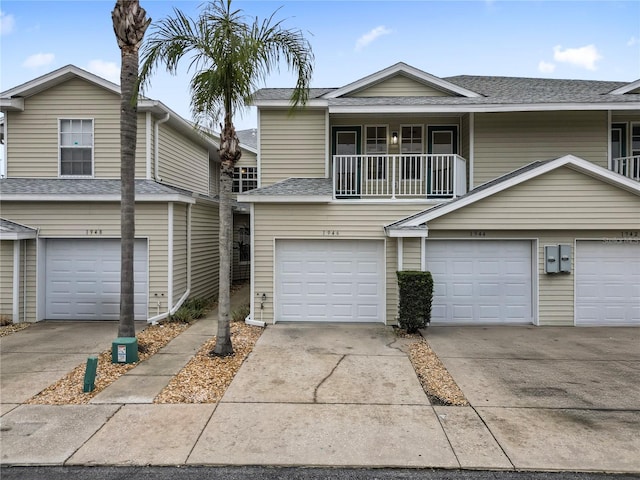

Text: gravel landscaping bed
xmin=154 ymin=321 xmax=262 ymax=403
xmin=0 ymin=323 xmax=31 ymax=337
xmin=27 ymin=322 xmax=190 ymax=405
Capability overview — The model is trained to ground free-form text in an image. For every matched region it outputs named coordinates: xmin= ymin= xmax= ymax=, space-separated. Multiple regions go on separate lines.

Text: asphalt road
xmin=1 ymin=466 xmax=636 ymax=480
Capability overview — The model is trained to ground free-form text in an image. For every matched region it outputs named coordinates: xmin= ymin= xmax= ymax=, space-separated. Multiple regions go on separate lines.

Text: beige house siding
xmin=5 ymin=77 xmax=153 ymax=179
xmin=172 ymin=203 xmax=188 ymax=305
xmin=253 ymin=202 xmax=431 ymax=324
xmin=237 ymin=149 xmax=257 ymax=168
xmin=0 ymin=202 xmax=172 ymax=318
xmin=473 ymin=111 xmax=608 ymax=187
xmin=190 ymin=200 xmax=220 ymax=300
xmin=401 ymin=237 xmax=421 ymax=270
xmin=426 ymin=167 xmax=640 ymax=230
xmin=349 ymin=75 xmax=451 ymax=97
xmin=157 ymin=123 xmax=209 ymax=195
xmin=0 ymin=241 xmax=13 ymax=320
xmin=259 ymin=109 xmax=327 ymax=186
xmin=20 ymin=239 xmax=37 ymax=322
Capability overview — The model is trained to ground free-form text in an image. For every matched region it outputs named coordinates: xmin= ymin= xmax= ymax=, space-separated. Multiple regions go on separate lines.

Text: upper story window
xmin=365 ymin=125 xmax=387 ymax=179
xmin=59 ymin=119 xmax=93 ymax=176
xmin=232 ymin=166 xmax=258 ymax=193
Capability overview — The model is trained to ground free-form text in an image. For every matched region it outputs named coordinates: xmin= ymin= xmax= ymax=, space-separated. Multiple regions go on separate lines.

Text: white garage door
xmin=45 ymin=238 xmax=148 ymax=320
xmin=426 ymin=240 xmax=533 ymax=324
xmin=576 ymin=240 xmax=640 ymax=326
xmin=275 ymin=239 xmax=385 ymax=323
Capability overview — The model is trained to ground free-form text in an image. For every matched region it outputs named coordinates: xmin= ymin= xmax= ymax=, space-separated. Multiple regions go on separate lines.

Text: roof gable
xmin=323 ymin=62 xmax=481 ymax=99
xmin=386 ymin=154 xmax=640 ymax=234
xmin=1 ymin=65 xmax=120 ymax=99
xmin=609 ymin=78 xmax=640 ymax=95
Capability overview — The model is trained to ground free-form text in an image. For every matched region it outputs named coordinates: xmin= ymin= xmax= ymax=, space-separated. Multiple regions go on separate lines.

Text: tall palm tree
xmin=139 ymin=0 xmax=313 ymax=355
xmin=112 ymin=0 xmax=151 ymax=339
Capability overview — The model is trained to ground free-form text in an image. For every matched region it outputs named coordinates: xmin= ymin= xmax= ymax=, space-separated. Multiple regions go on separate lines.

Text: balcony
xmin=333 ymin=154 xmax=467 ymax=199
xmin=612 ymin=155 xmax=640 ymax=181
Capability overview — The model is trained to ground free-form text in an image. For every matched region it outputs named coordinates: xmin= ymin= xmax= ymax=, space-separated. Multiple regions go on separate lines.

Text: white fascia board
xmin=1 ymin=65 xmax=120 ymax=98
xmin=0 ymin=232 xmax=37 ymax=240
xmin=385 ymin=228 xmax=429 ymax=238
xmin=609 ymin=79 xmax=640 ymax=95
xmin=394 ymin=154 xmax=640 ymax=228
xmin=236 ymin=195 xmax=332 ymax=203
xmin=252 ymin=99 xmax=328 ymax=108
xmin=323 ymin=62 xmax=481 ymax=99
xmin=0 ymin=98 xmax=24 ymax=111
xmin=0 ymin=194 xmax=196 ymax=203
xmin=328 ymin=102 xmax=640 ymax=114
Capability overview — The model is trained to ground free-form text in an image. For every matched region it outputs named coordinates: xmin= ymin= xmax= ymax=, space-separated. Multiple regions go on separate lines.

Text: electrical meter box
xmin=545 ymin=245 xmax=559 ymax=273
xmin=559 ymin=244 xmax=571 ymax=273
xmin=112 ymin=337 xmax=138 ymax=364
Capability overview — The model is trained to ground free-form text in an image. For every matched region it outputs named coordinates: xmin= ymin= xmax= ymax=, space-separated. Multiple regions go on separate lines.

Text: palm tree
xmin=139 ymin=0 xmax=313 ymax=355
xmin=112 ymin=0 xmax=151 ymax=339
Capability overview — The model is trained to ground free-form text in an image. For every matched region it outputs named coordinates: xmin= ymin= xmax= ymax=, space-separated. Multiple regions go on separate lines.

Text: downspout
xmin=245 ymin=202 xmax=265 ymax=327
xmin=145 ymin=112 xmax=152 ymax=179
xmin=170 ymin=203 xmax=191 ymax=315
xmin=154 ymin=113 xmax=170 ymax=182
xmin=2 ymin=115 xmax=8 ymax=178
xmin=22 ymin=240 xmax=27 ymax=322
xmin=167 ymin=202 xmax=174 ymax=313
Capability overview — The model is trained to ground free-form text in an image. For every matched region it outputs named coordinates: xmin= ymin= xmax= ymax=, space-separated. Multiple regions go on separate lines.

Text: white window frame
xmin=58 ymin=118 xmax=94 ymax=178
xmin=233 ymin=166 xmax=258 ymax=193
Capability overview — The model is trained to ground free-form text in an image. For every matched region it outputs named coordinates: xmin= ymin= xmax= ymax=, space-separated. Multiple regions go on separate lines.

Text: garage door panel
xmin=427 ymin=240 xmax=533 ymax=324
xmin=576 ymin=241 xmax=639 ymax=326
xmin=275 ymin=239 xmax=384 ymax=323
xmin=46 ymin=239 xmax=148 ymax=321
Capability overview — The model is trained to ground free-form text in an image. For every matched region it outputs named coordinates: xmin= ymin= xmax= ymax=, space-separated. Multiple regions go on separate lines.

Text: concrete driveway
xmin=0 ymin=321 xmax=146 ymax=407
xmin=425 ymin=326 xmax=640 ymax=473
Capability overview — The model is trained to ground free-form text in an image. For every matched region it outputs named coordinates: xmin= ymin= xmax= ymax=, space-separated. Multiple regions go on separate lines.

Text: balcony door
xmin=428 ymin=126 xmax=458 ymax=196
xmin=332 ymin=126 xmax=361 ymax=196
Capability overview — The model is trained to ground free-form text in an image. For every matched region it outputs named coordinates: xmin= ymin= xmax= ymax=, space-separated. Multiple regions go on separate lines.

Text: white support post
xmin=420 ymin=237 xmax=426 ymax=272
xmin=12 ymin=241 xmax=20 ymax=323
xmin=397 ymin=237 xmax=403 ymax=271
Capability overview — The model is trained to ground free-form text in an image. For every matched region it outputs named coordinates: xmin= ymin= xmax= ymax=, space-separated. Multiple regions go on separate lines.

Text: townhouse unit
xmin=239 ymin=62 xmax=640 ymax=327
xmin=0 ymin=65 xmax=254 ymax=324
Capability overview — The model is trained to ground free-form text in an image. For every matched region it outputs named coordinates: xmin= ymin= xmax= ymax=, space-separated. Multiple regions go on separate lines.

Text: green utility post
xmin=83 ymin=356 xmax=98 ymax=393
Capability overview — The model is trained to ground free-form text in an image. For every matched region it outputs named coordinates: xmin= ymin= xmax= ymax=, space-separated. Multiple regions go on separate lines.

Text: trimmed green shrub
xmin=396 ymin=270 xmax=434 ymax=333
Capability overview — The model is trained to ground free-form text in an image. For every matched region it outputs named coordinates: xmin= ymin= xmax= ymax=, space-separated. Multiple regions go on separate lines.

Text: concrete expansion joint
xmin=313 ymin=354 xmax=346 ymax=403
xmin=469 ymin=403 xmax=516 ymax=470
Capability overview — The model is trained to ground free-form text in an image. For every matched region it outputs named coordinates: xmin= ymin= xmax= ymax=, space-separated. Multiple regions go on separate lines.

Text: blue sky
xmin=1 ymin=0 xmax=639 ymax=136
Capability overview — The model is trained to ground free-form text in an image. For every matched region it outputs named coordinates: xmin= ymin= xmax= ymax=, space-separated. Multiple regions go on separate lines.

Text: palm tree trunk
xmin=118 ymin=46 xmax=137 ymax=338
xmin=112 ymin=0 xmax=150 ymax=338
xmin=213 ymin=115 xmax=241 ymax=356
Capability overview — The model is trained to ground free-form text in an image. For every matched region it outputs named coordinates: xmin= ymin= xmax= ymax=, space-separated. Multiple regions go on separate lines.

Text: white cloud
xmin=552 ymin=44 xmax=602 ymax=71
xmin=22 ymin=53 xmax=55 ymax=68
xmin=86 ymin=60 xmax=120 ymax=83
xmin=627 ymin=36 xmax=638 ymax=47
xmin=0 ymin=10 xmax=15 ymax=35
xmin=355 ymin=25 xmax=392 ymax=52
xmin=538 ymin=61 xmax=555 ymax=74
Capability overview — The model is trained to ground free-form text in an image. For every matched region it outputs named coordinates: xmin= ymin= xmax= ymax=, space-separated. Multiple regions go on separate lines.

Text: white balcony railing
xmin=612 ymin=155 xmax=640 ymax=181
xmin=333 ymin=154 xmax=467 ymax=199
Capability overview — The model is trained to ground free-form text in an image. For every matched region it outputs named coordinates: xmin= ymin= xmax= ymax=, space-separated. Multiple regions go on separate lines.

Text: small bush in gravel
xmin=0 ymin=315 xmax=13 ymax=327
xmin=231 ymin=303 xmax=250 ymax=322
xmin=397 ymin=270 xmax=433 ymax=333
xmin=170 ymin=297 xmax=210 ymax=324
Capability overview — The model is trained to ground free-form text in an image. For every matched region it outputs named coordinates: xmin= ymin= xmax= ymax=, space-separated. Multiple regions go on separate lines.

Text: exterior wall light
xmin=392 ymin=131 xmax=398 ymax=145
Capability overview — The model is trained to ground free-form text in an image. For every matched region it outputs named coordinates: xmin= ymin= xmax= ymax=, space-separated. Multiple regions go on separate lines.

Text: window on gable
xmin=60 ymin=119 xmax=93 ymax=176
xmin=232 ymin=166 xmax=258 ymax=193
xmin=365 ymin=125 xmax=387 ymax=180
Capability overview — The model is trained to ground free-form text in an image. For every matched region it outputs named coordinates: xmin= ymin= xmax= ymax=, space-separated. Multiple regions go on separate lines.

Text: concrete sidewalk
xmin=1 ymin=315 xmax=639 ymax=473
